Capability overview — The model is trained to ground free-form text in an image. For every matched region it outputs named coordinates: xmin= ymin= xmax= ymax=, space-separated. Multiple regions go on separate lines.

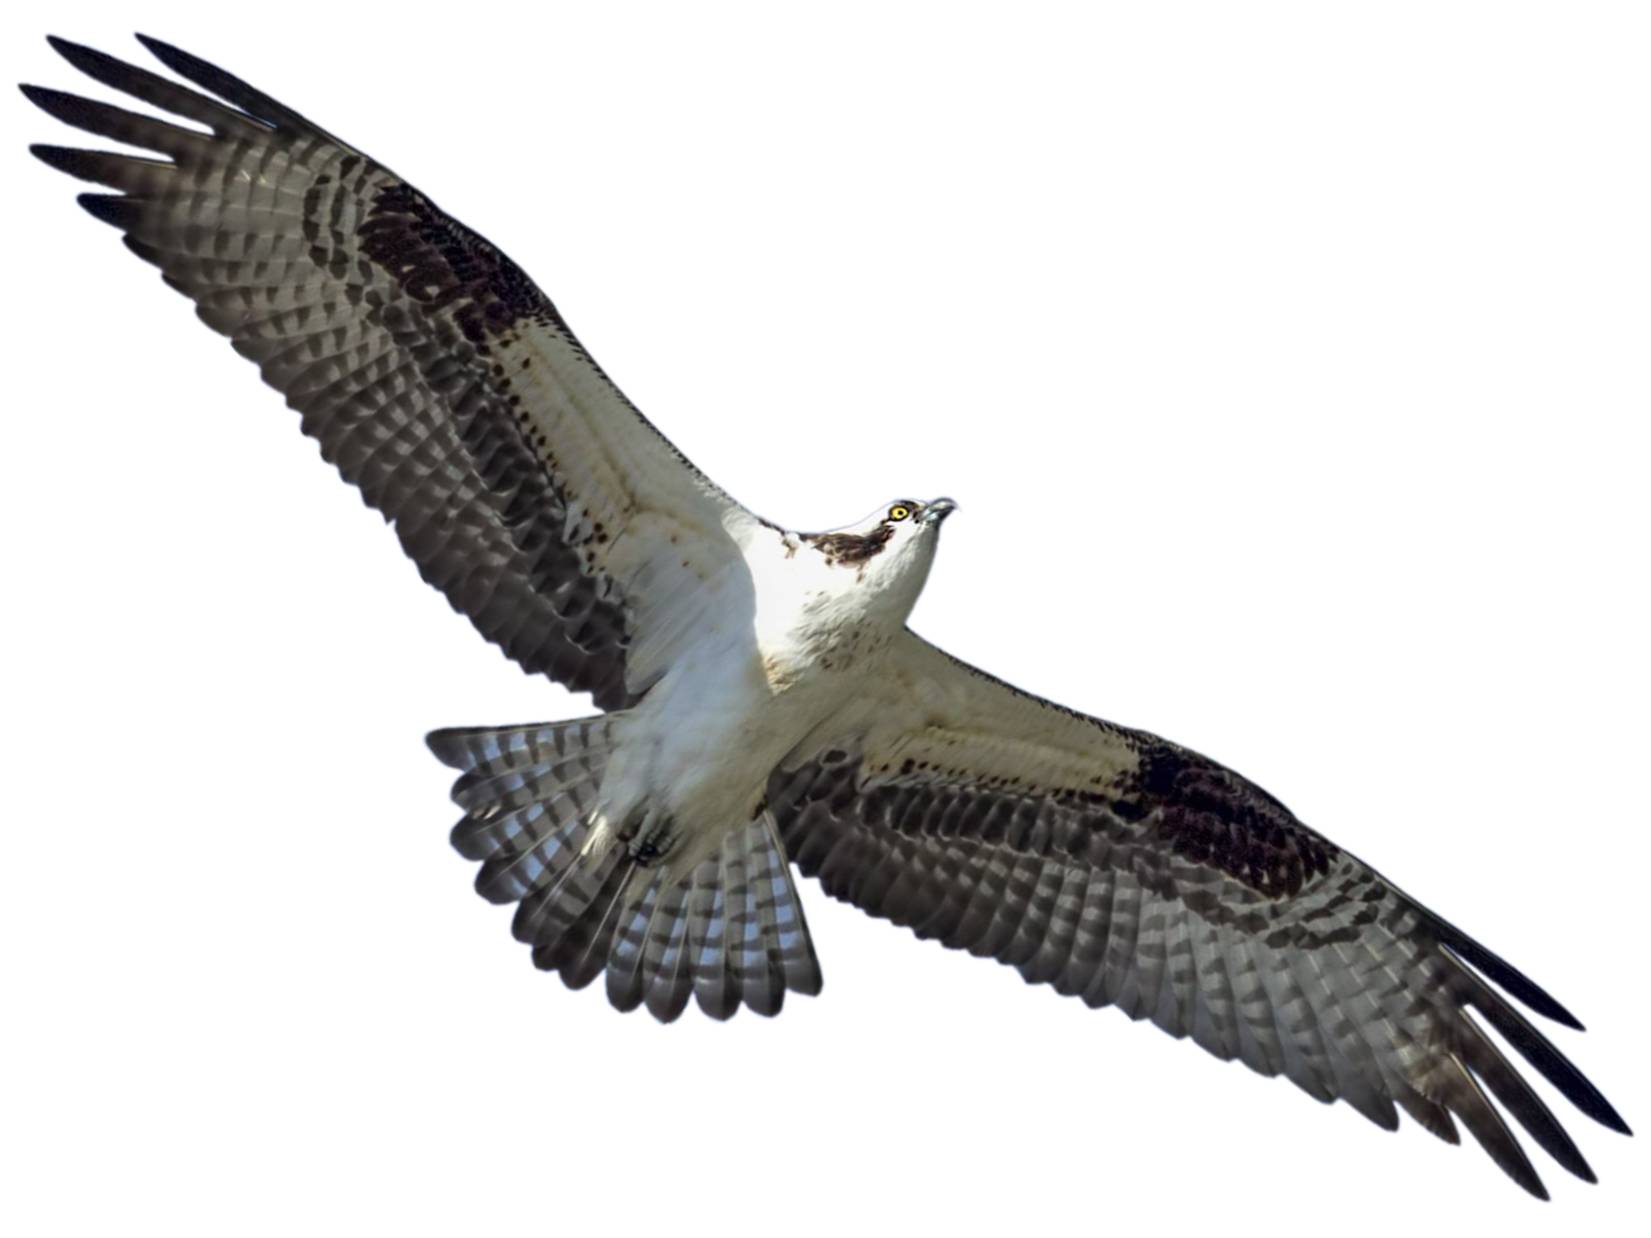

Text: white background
xmin=3 ymin=2 xmax=1646 ymax=1234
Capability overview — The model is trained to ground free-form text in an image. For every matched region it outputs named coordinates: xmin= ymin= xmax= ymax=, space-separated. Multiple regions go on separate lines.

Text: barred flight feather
xmin=768 ymin=633 xmax=1630 ymax=1199
xmin=25 ymin=34 xmax=754 ymax=712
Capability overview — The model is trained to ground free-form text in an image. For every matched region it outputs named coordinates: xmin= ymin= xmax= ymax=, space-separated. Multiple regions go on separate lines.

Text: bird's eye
xmin=888 ymin=504 xmax=912 ymax=522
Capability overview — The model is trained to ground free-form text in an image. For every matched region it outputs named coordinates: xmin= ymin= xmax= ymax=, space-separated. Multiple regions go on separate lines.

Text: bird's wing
xmin=768 ymin=631 xmax=1629 ymax=1197
xmin=24 ymin=36 xmax=760 ymax=709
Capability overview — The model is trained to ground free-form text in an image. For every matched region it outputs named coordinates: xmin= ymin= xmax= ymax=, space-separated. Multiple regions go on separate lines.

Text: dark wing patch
xmin=356 ymin=180 xmax=557 ymax=346
xmin=24 ymin=36 xmax=741 ymax=708
xmin=770 ymin=727 xmax=1627 ymax=1199
xmin=1124 ymin=741 xmax=1337 ymax=899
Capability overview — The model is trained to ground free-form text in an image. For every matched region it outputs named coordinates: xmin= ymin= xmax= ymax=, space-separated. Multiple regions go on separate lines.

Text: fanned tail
xmin=614 ymin=815 xmax=824 ymax=1020
xmin=428 ymin=719 xmax=821 ymax=1021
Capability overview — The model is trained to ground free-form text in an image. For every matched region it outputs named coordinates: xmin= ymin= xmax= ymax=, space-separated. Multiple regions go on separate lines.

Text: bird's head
xmin=800 ymin=496 xmax=958 ymax=600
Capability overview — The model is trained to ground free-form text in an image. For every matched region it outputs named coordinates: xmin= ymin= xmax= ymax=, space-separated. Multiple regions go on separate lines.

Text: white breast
xmin=594 ymin=522 xmax=891 ymax=872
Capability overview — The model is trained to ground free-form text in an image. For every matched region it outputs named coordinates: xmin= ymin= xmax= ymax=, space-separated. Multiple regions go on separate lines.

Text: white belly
xmin=592 ymin=539 xmax=895 ymax=875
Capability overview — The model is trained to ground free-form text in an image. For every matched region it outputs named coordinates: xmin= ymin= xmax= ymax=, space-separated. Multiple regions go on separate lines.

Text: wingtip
xmin=43 ymin=36 xmax=136 ymax=95
xmin=1567 ymin=1075 xmax=1632 ymax=1137
xmin=1545 ymin=1001 xmax=1586 ymax=1034
xmin=1433 ymin=924 xmax=1586 ymax=1030
xmin=76 ymin=192 xmax=140 ymax=228
xmin=1496 ymin=1145 xmax=1552 ymax=1202
xmin=46 ymin=34 xmax=127 ymax=75
xmin=1597 ymin=1104 xmax=1633 ymax=1138
xmin=28 ymin=143 xmax=83 ymax=176
xmin=1514 ymin=973 xmax=1586 ymax=1031
xmin=424 ymin=728 xmax=470 ymax=769
xmin=132 ymin=33 xmax=188 ymax=74
xmin=133 ymin=33 xmax=180 ymax=62
xmin=19 ymin=82 xmax=93 ymax=127
xmin=1503 ymin=1147 xmax=1552 ymax=1203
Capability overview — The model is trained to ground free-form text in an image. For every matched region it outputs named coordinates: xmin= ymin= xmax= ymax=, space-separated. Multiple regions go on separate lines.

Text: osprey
xmin=23 ymin=35 xmax=1628 ymax=1199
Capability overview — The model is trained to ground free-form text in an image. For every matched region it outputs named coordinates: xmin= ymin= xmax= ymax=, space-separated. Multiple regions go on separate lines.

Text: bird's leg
xmin=622 ymin=807 xmax=677 ymax=867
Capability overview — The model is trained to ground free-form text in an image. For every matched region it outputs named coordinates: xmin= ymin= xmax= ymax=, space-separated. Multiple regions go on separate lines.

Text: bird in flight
xmin=23 ymin=34 xmax=1628 ymax=1199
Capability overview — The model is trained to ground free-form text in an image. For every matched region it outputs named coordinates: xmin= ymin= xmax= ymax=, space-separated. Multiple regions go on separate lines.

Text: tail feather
xmin=471 ymin=796 xmax=600 ymax=905
xmin=688 ymin=870 xmax=737 ymax=1019
xmin=428 ymin=719 xmax=607 ymax=780
xmin=606 ymin=871 xmax=666 ymax=1013
xmin=552 ymin=858 xmax=638 ymax=991
xmin=451 ymin=786 xmax=592 ymax=864
xmin=452 ymin=754 xmax=604 ymax=816
xmin=698 ymin=817 xmax=823 ymax=1019
xmin=722 ymin=832 xmax=770 ymax=1013
xmin=606 ymin=871 xmax=700 ymax=1021
xmin=641 ymin=881 xmax=695 ymax=1022
xmin=429 ymin=717 xmax=822 ymax=1022
xmin=617 ymin=816 xmax=822 ymax=1021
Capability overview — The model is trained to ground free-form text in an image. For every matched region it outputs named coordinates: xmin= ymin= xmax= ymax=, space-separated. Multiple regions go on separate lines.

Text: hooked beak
xmin=922 ymin=497 xmax=959 ymax=526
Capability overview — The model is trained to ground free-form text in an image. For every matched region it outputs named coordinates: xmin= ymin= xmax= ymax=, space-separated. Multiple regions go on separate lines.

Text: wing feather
xmin=769 ymin=631 xmax=1628 ymax=1196
xmin=25 ymin=35 xmax=756 ymax=707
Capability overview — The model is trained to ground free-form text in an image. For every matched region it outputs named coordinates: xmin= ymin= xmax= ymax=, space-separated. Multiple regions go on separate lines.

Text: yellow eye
xmin=888 ymin=504 xmax=912 ymax=522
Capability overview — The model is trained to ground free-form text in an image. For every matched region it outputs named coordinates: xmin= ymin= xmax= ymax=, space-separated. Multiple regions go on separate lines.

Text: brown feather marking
xmin=358 ymin=181 xmax=557 ymax=344
xmin=1120 ymin=742 xmax=1337 ymax=900
xmin=802 ymin=522 xmax=895 ymax=567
